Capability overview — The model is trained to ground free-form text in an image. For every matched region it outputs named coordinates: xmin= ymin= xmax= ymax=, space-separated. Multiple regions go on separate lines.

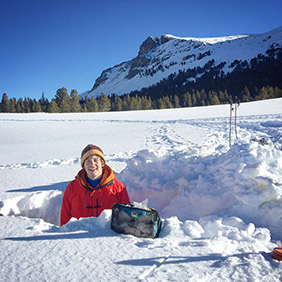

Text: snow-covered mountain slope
xmin=80 ymin=26 xmax=282 ymax=99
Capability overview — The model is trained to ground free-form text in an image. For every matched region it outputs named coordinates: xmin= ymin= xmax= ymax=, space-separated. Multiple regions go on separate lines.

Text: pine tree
xmin=88 ymin=97 xmax=98 ymax=112
xmin=210 ymin=92 xmax=220 ymax=105
xmin=83 ymin=95 xmax=89 ymax=112
xmin=267 ymin=86 xmax=275 ymax=99
xmin=241 ymin=86 xmax=251 ymax=102
xmin=16 ymin=98 xmax=24 ymax=113
xmin=48 ymin=99 xmax=60 ymax=113
xmin=55 ymin=87 xmax=71 ymax=112
xmin=39 ymin=92 xmax=49 ymax=112
xmin=33 ymin=101 xmax=42 ymax=112
xmin=70 ymin=89 xmax=82 ymax=112
xmin=61 ymin=96 xmax=71 ymax=112
xmin=219 ymin=90 xmax=225 ymax=103
xmin=9 ymin=98 xmax=16 ymax=113
xmin=113 ymin=96 xmax=122 ymax=111
xmin=274 ymin=87 xmax=282 ymax=98
xmin=191 ymin=92 xmax=197 ymax=106
xmin=30 ymin=99 xmax=35 ymax=112
xmin=98 ymin=93 xmax=111 ymax=112
xmin=200 ymin=89 xmax=207 ymax=105
xmin=196 ymin=90 xmax=201 ymax=105
xmin=173 ymin=95 xmax=180 ymax=108
xmin=257 ymin=87 xmax=268 ymax=100
xmin=1 ymin=93 xmax=10 ymax=112
xmin=140 ymin=96 xmax=152 ymax=110
xmin=223 ymin=90 xmax=229 ymax=103
xmin=157 ymin=97 xmax=166 ymax=109
xmin=128 ymin=96 xmax=141 ymax=110
xmin=183 ymin=92 xmax=192 ymax=107
xmin=208 ymin=91 xmax=220 ymax=105
xmin=163 ymin=96 xmax=173 ymax=108
xmin=23 ymin=98 xmax=31 ymax=113
xmin=122 ymin=94 xmax=131 ymax=111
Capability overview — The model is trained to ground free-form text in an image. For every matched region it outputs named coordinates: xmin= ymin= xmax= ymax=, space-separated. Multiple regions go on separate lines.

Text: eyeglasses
xmin=84 ymin=189 xmax=103 ymax=217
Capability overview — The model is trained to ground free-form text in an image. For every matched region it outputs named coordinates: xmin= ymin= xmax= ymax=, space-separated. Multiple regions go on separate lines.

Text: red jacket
xmin=60 ymin=164 xmax=130 ymax=226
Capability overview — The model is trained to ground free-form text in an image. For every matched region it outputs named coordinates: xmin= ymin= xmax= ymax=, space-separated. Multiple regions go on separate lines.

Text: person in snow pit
xmin=60 ymin=144 xmax=130 ymax=226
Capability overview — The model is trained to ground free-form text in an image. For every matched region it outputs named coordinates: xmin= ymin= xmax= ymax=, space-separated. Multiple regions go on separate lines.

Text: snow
xmin=1 ymin=98 xmax=282 ymax=281
xmin=163 ymin=34 xmax=249 ymax=44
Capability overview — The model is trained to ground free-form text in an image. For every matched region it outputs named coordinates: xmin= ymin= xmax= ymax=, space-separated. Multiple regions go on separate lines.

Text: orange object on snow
xmin=272 ymin=247 xmax=282 ymax=261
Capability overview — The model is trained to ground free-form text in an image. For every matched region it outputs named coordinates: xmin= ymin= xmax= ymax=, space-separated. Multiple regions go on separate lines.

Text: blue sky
xmin=1 ymin=0 xmax=282 ymax=100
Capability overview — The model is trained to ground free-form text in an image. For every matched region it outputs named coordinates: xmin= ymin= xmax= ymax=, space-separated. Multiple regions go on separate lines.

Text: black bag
xmin=111 ymin=203 xmax=162 ymax=238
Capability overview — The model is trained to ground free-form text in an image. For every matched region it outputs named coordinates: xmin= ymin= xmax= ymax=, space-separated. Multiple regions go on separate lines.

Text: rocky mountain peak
xmin=160 ymin=34 xmax=173 ymax=44
xmin=138 ymin=36 xmax=160 ymax=55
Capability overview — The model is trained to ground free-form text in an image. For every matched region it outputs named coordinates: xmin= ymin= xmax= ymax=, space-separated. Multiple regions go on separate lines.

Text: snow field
xmin=0 ymin=98 xmax=282 ymax=281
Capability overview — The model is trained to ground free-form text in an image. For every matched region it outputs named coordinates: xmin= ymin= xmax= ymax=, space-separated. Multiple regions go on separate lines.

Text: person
xmin=60 ymin=144 xmax=130 ymax=226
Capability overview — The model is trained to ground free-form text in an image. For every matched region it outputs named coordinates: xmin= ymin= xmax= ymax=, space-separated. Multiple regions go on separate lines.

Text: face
xmin=84 ymin=155 xmax=103 ymax=180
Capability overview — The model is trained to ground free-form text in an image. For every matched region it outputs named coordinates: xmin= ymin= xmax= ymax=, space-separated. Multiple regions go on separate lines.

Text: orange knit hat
xmin=81 ymin=144 xmax=106 ymax=167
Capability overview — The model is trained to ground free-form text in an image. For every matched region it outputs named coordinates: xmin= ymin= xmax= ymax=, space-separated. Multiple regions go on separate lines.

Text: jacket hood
xmin=76 ymin=164 xmax=115 ymax=189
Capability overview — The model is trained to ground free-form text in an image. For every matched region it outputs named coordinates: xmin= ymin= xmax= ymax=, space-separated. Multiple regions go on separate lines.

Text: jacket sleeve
xmin=60 ymin=183 xmax=73 ymax=226
xmin=116 ymin=180 xmax=130 ymax=204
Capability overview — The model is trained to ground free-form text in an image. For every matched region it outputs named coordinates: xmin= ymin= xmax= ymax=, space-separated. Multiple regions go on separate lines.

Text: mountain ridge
xmin=80 ymin=26 xmax=282 ymax=99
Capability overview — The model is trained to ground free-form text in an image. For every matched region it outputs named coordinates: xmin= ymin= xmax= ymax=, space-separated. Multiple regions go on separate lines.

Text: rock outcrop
xmin=138 ymin=36 xmax=160 ymax=55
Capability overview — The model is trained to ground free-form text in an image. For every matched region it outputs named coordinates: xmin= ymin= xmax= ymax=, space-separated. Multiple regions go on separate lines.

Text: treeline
xmin=1 ymin=85 xmax=282 ymax=113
